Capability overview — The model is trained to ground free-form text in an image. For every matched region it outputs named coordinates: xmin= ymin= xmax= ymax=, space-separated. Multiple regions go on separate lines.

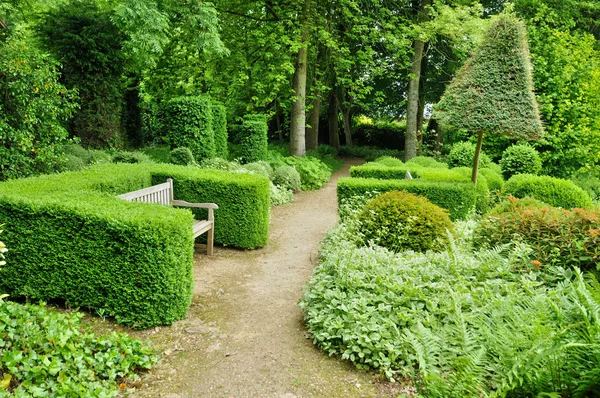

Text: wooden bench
xmin=117 ymin=178 xmax=218 ymax=255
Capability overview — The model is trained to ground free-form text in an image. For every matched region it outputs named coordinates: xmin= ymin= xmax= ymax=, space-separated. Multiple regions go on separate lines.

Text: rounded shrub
xmin=199 ymin=157 xmax=241 ymax=171
xmin=170 ymin=147 xmax=196 ymax=166
xmin=447 ymin=141 xmax=491 ymax=169
xmin=358 ymin=190 xmax=453 ymax=253
xmin=500 ymin=143 xmax=542 ymax=179
xmin=272 ymin=165 xmax=301 ymax=191
xmin=406 ymin=156 xmax=448 ymax=169
xmin=374 ymin=156 xmax=404 ymax=168
xmin=503 ymin=174 xmax=593 ymax=209
xmin=63 ymin=144 xmax=91 ymax=164
xmin=88 ymin=150 xmax=112 ymax=165
xmin=160 ymin=95 xmax=215 ymax=162
xmin=243 ymin=162 xmax=273 ymax=179
xmin=60 ymin=154 xmax=86 ymax=172
xmin=112 ymin=151 xmax=152 ymax=164
xmin=239 ymin=114 xmax=268 ymax=163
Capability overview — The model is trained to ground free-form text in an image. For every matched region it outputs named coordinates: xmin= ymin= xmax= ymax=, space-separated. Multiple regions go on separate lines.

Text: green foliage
xmin=406 ymin=156 xmax=448 ymax=169
xmin=0 ymin=163 xmax=270 ymax=327
xmin=199 ymin=157 xmax=242 ymax=172
xmin=141 ymin=145 xmax=171 ymax=163
xmin=88 ymin=150 xmax=112 ymax=165
xmin=212 ymin=103 xmax=228 ymax=159
xmin=337 ymin=146 xmax=404 ymax=162
xmin=282 ymin=156 xmax=331 ymax=191
xmin=60 ymin=154 xmax=86 ymax=172
xmin=0 ymin=34 xmax=76 ymax=181
xmin=170 ymin=147 xmax=196 ymax=166
xmin=270 ymin=183 xmax=294 ymax=206
xmin=447 ymin=142 xmax=491 ymax=169
xmin=301 ymin=221 xmax=600 ymax=395
xmin=359 ymin=191 xmax=453 ymax=253
xmin=306 ymin=150 xmax=343 ymax=173
xmin=353 ymin=119 xmax=406 ymax=149
xmin=500 ymin=143 xmax=542 ymax=179
xmin=63 ymin=144 xmax=91 ymax=164
xmin=504 ymin=174 xmax=593 ymax=209
xmin=161 ymin=95 xmax=215 ymax=162
xmin=242 ymin=162 xmax=273 ymax=179
xmin=338 ymin=177 xmax=477 ymax=221
xmin=571 ymin=167 xmax=600 ymax=203
xmin=37 ymin=0 xmax=127 ymax=148
xmin=350 ymin=162 xmax=418 ymax=180
xmin=474 ymin=197 xmax=600 ymax=271
xmin=0 ymin=301 xmax=158 ymax=395
xmin=0 ymin=229 xmax=5 ymax=269
xmin=239 ymin=114 xmax=268 ymax=163
xmin=112 ymin=151 xmax=152 ymax=164
xmin=374 ymin=156 xmax=404 ymax=168
xmin=443 ymin=167 xmax=490 ymax=214
xmin=272 ymin=166 xmax=301 ymax=192
xmin=479 ymin=168 xmax=504 ymax=192
xmin=435 ymin=15 xmax=543 ymax=140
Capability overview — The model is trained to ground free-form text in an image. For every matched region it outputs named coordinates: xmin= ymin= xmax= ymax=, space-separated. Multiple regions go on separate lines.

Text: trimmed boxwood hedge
xmin=239 ymin=114 xmax=268 ymax=163
xmin=337 ymin=177 xmax=477 ymax=220
xmin=350 ymin=163 xmax=421 ymax=180
xmin=0 ymin=163 xmax=270 ymax=329
xmin=212 ymin=103 xmax=228 ymax=159
xmin=503 ymin=174 xmax=593 ymax=209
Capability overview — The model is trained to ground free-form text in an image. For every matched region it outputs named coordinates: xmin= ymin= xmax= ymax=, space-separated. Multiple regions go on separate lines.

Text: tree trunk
xmin=306 ymin=97 xmax=321 ymax=151
xmin=428 ymin=118 xmax=442 ymax=153
xmin=290 ymin=0 xmax=310 ymax=157
xmin=341 ymin=106 xmax=353 ymax=147
xmin=328 ymin=91 xmax=340 ymax=149
xmin=405 ymin=0 xmax=431 ymax=161
xmin=472 ymin=131 xmax=484 ymax=184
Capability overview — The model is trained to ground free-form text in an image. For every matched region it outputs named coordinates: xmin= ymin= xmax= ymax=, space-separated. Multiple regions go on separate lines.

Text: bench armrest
xmin=172 ymin=200 xmax=218 ymax=209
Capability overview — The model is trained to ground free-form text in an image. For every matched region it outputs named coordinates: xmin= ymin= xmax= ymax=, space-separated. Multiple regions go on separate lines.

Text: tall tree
xmin=435 ymin=14 xmax=543 ymax=183
xmin=290 ymin=0 xmax=311 ymax=156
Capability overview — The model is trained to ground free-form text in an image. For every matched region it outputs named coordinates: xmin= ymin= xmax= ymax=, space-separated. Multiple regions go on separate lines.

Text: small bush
xmin=212 ymin=103 xmax=228 ymax=159
xmin=406 ymin=156 xmax=447 ymax=169
xmin=316 ymin=144 xmax=337 ymax=157
xmin=141 ymin=145 xmax=171 ymax=163
xmin=112 ymin=151 xmax=152 ymax=164
xmin=243 ymin=162 xmax=273 ymax=179
xmin=374 ymin=156 xmax=404 ymax=167
xmin=500 ymin=143 xmax=542 ymax=179
xmin=474 ymin=196 xmax=600 ymax=270
xmin=161 ymin=95 xmax=215 ymax=162
xmin=199 ymin=157 xmax=241 ymax=171
xmin=338 ymin=146 xmax=404 ymax=161
xmin=359 ymin=190 xmax=453 ymax=252
xmin=0 ymin=301 xmax=158 ymax=395
xmin=63 ymin=144 xmax=91 ymax=164
xmin=283 ymin=156 xmax=331 ymax=190
xmin=447 ymin=141 xmax=491 ymax=169
xmin=504 ymin=174 xmax=593 ymax=209
xmin=88 ymin=150 xmax=112 ymax=165
xmin=270 ymin=183 xmax=294 ymax=206
xmin=273 ymin=166 xmax=301 ymax=191
xmin=479 ymin=167 xmax=504 ymax=192
xmin=170 ymin=147 xmax=196 ymax=166
xmin=239 ymin=114 xmax=268 ymax=163
xmin=571 ymin=168 xmax=600 ymax=202
xmin=60 ymin=154 xmax=86 ymax=172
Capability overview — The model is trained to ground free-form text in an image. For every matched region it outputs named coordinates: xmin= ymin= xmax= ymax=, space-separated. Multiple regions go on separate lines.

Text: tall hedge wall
xmin=239 ymin=114 xmax=268 ymax=163
xmin=338 ymin=177 xmax=477 ymax=220
xmin=161 ymin=96 xmax=216 ymax=162
xmin=0 ymin=163 xmax=270 ymax=328
xmin=212 ymin=103 xmax=228 ymax=159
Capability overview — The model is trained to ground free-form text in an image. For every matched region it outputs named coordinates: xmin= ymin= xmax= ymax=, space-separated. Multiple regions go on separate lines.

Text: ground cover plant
xmin=301 ymin=205 xmax=600 ymax=397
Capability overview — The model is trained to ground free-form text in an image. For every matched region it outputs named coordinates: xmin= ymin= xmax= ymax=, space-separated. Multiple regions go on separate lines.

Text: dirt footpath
xmin=134 ymin=160 xmax=406 ymax=398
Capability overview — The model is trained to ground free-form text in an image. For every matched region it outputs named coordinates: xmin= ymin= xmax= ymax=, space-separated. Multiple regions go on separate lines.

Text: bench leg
xmin=207 ymin=225 xmax=214 ymax=256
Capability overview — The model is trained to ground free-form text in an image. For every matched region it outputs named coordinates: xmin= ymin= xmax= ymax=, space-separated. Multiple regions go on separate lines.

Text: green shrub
xmin=338 ymin=177 xmax=477 ymax=220
xmin=447 ymin=141 xmax=491 ymax=169
xmin=239 ymin=114 xmax=268 ymax=163
xmin=486 ymin=161 xmax=503 ymax=176
xmin=0 ymin=301 xmax=158 ymax=395
xmin=316 ymin=144 xmax=337 ymax=157
xmin=306 ymin=150 xmax=343 ymax=172
xmin=243 ymin=161 xmax=273 ymax=179
xmin=141 ymin=145 xmax=171 ymax=163
xmin=350 ymin=162 xmax=419 ymax=180
xmin=474 ymin=196 xmax=600 ymax=270
xmin=359 ymin=191 xmax=453 ymax=253
xmin=161 ymin=96 xmax=215 ymax=162
xmin=374 ymin=156 xmax=404 ymax=167
xmin=212 ymin=103 xmax=228 ymax=159
xmin=270 ymin=183 xmax=294 ymax=206
xmin=112 ymin=151 xmax=152 ymax=164
xmin=199 ymin=157 xmax=241 ymax=171
xmin=63 ymin=144 xmax=91 ymax=164
xmin=406 ymin=156 xmax=448 ymax=169
xmin=500 ymin=143 xmax=542 ymax=179
xmin=479 ymin=167 xmax=504 ymax=191
xmin=353 ymin=119 xmax=406 ymax=149
xmin=504 ymin=174 xmax=593 ymax=209
xmin=272 ymin=166 xmax=301 ymax=191
xmin=283 ymin=156 xmax=331 ymax=190
xmin=0 ymin=163 xmax=270 ymax=328
xmin=301 ymin=221 xmax=600 ymax=395
xmin=170 ymin=147 xmax=196 ymax=166
xmin=88 ymin=150 xmax=112 ymax=165
xmin=571 ymin=168 xmax=600 ymax=202
xmin=338 ymin=146 xmax=404 ymax=161
xmin=60 ymin=154 xmax=86 ymax=172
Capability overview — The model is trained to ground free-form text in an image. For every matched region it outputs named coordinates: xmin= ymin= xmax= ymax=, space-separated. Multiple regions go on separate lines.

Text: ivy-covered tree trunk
xmin=290 ymin=0 xmax=310 ymax=157
xmin=341 ymin=104 xmax=353 ymax=147
xmin=328 ymin=90 xmax=340 ymax=149
xmin=405 ymin=0 xmax=431 ymax=161
xmin=306 ymin=97 xmax=321 ymax=150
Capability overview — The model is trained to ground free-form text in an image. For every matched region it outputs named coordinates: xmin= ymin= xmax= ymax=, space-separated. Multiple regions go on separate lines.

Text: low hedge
xmin=0 ymin=163 xmax=270 ymax=328
xmin=503 ymin=174 xmax=593 ymax=209
xmin=350 ymin=163 xmax=420 ymax=180
xmin=337 ymin=177 xmax=477 ymax=220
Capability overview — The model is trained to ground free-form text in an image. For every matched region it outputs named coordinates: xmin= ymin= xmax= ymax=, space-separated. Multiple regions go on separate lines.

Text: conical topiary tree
xmin=434 ymin=14 xmax=543 ymax=183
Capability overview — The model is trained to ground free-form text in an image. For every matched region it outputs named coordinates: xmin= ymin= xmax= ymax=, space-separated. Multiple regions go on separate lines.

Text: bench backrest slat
xmin=117 ymin=179 xmax=173 ymax=205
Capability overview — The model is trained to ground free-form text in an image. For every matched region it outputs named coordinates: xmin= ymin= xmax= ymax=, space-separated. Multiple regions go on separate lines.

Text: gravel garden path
xmin=132 ymin=160 xmax=409 ymax=398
